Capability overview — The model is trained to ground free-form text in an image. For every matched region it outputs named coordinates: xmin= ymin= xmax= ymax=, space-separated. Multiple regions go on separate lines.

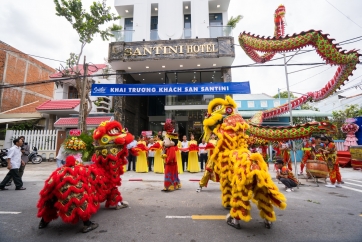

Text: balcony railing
xmin=111 ymin=30 xmax=134 ymax=42
xmin=208 ymin=26 xmax=233 ymax=38
xmin=150 ymin=30 xmax=159 ymax=40
xmin=183 ymin=28 xmax=192 ymax=39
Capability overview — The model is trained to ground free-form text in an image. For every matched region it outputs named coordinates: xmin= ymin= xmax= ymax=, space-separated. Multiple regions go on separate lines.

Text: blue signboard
xmin=91 ymin=82 xmax=250 ymax=96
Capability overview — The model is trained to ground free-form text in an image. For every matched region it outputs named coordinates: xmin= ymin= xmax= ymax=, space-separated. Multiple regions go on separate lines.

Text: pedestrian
xmin=198 ymin=139 xmax=208 ymax=171
xmin=275 ymin=159 xmax=298 ymax=192
xmin=147 ymin=138 xmax=155 ymax=171
xmin=180 ymin=135 xmax=189 ymax=171
xmin=321 ymin=136 xmax=342 ymax=188
xmin=56 ymin=144 xmax=66 ymax=168
xmin=127 ymin=135 xmax=137 ymax=171
xmin=6 ymin=136 xmax=29 ymax=186
xmin=0 ymin=138 xmax=26 ymax=190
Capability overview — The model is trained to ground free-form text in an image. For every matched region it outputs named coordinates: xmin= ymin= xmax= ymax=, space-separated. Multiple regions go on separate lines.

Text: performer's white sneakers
xmin=325 ymin=184 xmax=336 ymax=188
xmin=196 ymin=187 xmax=202 ymax=192
xmin=335 ymin=184 xmax=343 ymax=188
xmin=116 ymin=201 xmax=129 ymax=209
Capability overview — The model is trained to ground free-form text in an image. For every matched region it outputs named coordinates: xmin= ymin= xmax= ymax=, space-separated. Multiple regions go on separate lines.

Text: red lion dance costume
xmin=37 ymin=121 xmax=134 ymax=233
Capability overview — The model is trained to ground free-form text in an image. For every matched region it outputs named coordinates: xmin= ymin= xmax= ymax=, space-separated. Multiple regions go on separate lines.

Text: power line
xmin=0 ymin=47 xmax=67 ymax=63
xmin=325 ymin=0 xmax=362 ymax=30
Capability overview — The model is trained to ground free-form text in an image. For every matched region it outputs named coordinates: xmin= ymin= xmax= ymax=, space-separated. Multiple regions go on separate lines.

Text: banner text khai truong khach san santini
xmin=91 ymin=82 xmax=250 ymax=96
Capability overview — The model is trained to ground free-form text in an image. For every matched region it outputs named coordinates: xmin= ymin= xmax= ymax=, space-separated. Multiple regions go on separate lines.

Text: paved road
xmin=0 ymin=162 xmax=361 ymax=242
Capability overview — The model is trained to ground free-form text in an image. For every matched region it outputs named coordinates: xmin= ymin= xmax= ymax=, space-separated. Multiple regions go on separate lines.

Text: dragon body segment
xmin=239 ymin=5 xmax=361 ymax=121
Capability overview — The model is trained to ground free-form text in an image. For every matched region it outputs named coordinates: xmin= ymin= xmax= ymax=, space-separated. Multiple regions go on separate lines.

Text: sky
xmin=1 ymin=0 xmax=361 ymax=100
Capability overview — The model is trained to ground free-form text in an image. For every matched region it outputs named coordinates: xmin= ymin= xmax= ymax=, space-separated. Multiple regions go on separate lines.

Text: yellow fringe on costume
xmin=203 ymin=96 xmax=287 ymax=223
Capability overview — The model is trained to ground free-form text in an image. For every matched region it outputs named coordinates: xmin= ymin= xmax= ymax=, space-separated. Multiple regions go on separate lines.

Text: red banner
xmin=69 ymin=129 xmax=81 ymax=136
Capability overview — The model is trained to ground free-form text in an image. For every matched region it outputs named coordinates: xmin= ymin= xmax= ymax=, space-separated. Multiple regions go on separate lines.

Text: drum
xmin=306 ymin=160 xmax=329 ymax=178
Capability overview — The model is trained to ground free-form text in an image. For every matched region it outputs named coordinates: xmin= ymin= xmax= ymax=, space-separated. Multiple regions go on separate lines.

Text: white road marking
xmin=343 ymin=182 xmax=362 ymax=188
xmin=346 ymin=179 xmax=362 ymax=184
xmin=0 ymin=211 xmax=21 ymax=214
xmin=165 ymin=216 xmax=192 ymax=219
xmin=342 ymin=186 xmax=362 ymax=193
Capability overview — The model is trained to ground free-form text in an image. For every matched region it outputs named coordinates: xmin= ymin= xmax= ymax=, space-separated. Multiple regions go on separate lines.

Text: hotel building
xmin=108 ymin=0 xmax=235 ymax=139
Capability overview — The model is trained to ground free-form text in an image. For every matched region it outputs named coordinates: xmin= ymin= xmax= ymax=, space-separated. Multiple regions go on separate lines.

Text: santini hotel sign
xmin=109 ymin=37 xmax=235 ymax=61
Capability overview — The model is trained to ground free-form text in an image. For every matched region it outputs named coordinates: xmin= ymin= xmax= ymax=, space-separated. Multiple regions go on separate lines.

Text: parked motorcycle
xmin=29 ymin=147 xmax=42 ymax=164
xmin=0 ymin=148 xmax=8 ymax=167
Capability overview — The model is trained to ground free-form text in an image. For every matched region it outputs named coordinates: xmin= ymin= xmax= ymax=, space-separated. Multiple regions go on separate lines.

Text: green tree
xmin=330 ymin=104 xmax=362 ymax=139
xmin=54 ymin=0 xmax=120 ymax=133
xmin=292 ymin=103 xmax=325 ymax=124
xmin=272 ymin=91 xmax=296 ymax=99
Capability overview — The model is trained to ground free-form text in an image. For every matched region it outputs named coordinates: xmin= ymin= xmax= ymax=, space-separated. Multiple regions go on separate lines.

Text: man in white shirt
xmin=181 ymin=135 xmax=189 ymax=171
xmin=127 ymin=136 xmax=137 ymax=171
xmin=198 ymin=139 xmax=208 ymax=171
xmin=147 ymin=138 xmax=155 ymax=171
xmin=0 ymin=138 xmax=26 ymax=190
xmin=56 ymin=145 xmax=66 ymax=168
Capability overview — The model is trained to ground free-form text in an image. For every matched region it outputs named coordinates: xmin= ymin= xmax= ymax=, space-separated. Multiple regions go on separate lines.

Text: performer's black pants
xmin=127 ymin=153 xmax=136 ymax=171
xmin=199 ymin=154 xmax=208 ymax=170
xmin=279 ymin=178 xmax=297 ymax=188
xmin=8 ymin=164 xmax=26 ymax=184
xmin=0 ymin=169 xmax=23 ymax=189
xmin=181 ymin=152 xmax=188 ymax=171
xmin=147 ymin=157 xmax=154 ymax=171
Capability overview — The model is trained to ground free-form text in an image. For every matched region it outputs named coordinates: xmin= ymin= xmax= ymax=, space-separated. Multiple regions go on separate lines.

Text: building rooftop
xmin=36 ymin=99 xmax=80 ymax=110
xmin=54 ymin=116 xmax=113 ymax=128
xmin=49 ymin=64 xmax=107 ymax=78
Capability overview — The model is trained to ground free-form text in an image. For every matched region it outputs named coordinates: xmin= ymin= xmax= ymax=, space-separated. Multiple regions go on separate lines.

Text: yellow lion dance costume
xmin=203 ymin=96 xmax=286 ymax=229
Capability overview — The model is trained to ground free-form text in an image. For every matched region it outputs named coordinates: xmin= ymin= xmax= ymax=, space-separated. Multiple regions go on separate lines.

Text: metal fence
xmin=4 ymin=130 xmax=58 ymax=152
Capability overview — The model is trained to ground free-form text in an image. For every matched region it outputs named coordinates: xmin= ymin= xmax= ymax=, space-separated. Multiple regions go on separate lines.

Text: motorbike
xmin=0 ymin=148 xmax=8 ymax=167
xmin=28 ymin=147 xmax=43 ymax=164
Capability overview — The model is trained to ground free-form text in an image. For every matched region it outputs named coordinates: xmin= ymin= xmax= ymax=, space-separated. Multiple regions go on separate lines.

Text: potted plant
xmin=108 ymin=24 xmax=123 ymax=41
xmin=225 ymin=15 xmax=243 ymax=36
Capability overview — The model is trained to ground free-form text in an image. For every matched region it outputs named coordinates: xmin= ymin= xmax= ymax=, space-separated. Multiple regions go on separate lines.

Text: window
xmin=184 ymin=14 xmax=191 ymax=38
xmin=124 ymin=18 xmax=133 ymax=30
xmin=68 ymin=86 xmax=78 ymax=99
xmin=150 ymin=16 xmax=158 ymax=40
xmin=274 ymin=100 xmax=280 ymax=107
xmin=247 ymin=101 xmax=255 ymax=108
xmin=260 ymin=101 xmax=268 ymax=108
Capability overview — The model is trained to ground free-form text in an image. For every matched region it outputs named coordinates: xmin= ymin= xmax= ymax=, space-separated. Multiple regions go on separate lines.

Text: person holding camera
xmin=275 ymin=159 xmax=298 ymax=192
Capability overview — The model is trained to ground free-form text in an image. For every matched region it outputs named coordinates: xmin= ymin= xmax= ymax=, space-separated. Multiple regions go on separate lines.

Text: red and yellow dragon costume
xmin=37 ymin=121 xmax=134 ymax=230
xmin=239 ymin=5 xmax=360 ymax=121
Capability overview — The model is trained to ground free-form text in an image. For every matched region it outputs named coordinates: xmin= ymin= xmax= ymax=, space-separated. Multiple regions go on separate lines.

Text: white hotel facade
xmin=109 ymin=0 xmax=235 ymax=139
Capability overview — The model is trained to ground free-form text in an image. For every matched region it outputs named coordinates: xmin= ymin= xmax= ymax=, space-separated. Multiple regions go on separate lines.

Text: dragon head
xmin=274 ymin=4 xmax=286 ymax=37
xmin=318 ymin=121 xmax=337 ymax=134
xmin=93 ymin=120 xmax=134 ymax=146
xmin=203 ymin=96 xmax=238 ymax=141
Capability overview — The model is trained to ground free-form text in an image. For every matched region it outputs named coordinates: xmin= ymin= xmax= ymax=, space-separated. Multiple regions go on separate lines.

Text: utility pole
xmin=283 ymin=53 xmax=299 ymax=184
xmin=78 ymin=56 xmax=88 ymax=133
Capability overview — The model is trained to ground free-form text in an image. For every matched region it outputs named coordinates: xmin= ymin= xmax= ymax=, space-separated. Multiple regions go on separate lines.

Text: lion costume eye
xmin=212 ymin=105 xmax=223 ymax=112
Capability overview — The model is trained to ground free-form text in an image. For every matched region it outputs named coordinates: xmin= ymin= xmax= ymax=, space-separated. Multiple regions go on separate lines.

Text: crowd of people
xmin=125 ymin=134 xmax=215 ymax=174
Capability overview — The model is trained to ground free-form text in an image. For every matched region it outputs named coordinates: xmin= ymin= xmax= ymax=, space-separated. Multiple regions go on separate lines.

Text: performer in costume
xmin=153 ymin=135 xmax=164 ymax=174
xmin=187 ymin=134 xmax=200 ymax=172
xmin=162 ymin=119 xmax=181 ymax=192
xmin=280 ymin=141 xmax=292 ymax=171
xmin=321 ymin=137 xmax=342 ymax=188
xmin=300 ymin=138 xmax=313 ymax=174
xmin=311 ymin=136 xmax=325 ymax=161
xmin=197 ymin=134 xmax=219 ymax=192
xmin=135 ymin=137 xmax=149 ymax=173
xmin=203 ymin=96 xmax=286 ymax=230
xmin=176 ymin=140 xmax=183 ymax=174
xmin=37 ymin=121 xmax=133 ymax=233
